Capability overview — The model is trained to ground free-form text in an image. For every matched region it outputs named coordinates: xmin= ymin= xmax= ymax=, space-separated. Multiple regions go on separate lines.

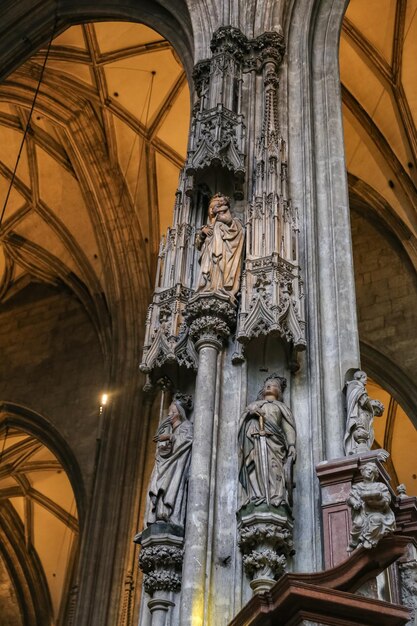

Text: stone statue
xmin=195 ymin=193 xmax=244 ymax=300
xmin=344 ymin=370 xmax=384 ymax=456
xmin=147 ymin=393 xmax=193 ymax=529
xmin=238 ymin=374 xmax=296 ymax=508
xmin=347 ymin=462 xmax=395 ymax=552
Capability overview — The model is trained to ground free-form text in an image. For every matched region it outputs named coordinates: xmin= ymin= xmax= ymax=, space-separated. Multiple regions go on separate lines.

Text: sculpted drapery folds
xmin=347 ymin=462 xmax=395 ymax=552
xmin=344 ymin=370 xmax=384 ymax=456
xmin=238 ymin=374 xmax=296 ymax=509
xmin=195 ymin=193 xmax=244 ymax=300
xmin=147 ymin=393 xmax=193 ymax=529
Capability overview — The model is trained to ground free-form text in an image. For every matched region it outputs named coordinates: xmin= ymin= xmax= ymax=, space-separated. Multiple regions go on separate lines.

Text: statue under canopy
xmin=347 ymin=462 xmax=395 ymax=551
xmin=195 ymin=193 xmax=244 ymax=300
xmin=344 ymin=370 xmax=384 ymax=456
xmin=238 ymin=374 xmax=296 ymax=509
xmin=147 ymin=393 xmax=193 ymax=529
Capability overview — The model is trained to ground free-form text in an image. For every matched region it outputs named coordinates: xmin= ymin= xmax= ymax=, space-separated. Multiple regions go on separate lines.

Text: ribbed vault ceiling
xmin=0 ymin=22 xmax=189 ymax=342
xmin=0 ymin=427 xmax=77 ymax=622
xmin=341 ymin=0 xmax=417 ymax=495
xmin=341 ymin=0 xmax=417 ymax=235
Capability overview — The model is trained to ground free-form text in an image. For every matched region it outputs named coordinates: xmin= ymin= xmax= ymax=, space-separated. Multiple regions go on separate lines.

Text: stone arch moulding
xmin=0 ymin=500 xmax=53 ymax=626
xmin=284 ymin=0 xmax=359 ymax=462
xmin=360 ymin=340 xmax=417 ymax=434
xmin=349 ymin=172 xmax=417 ymax=274
xmin=0 ymin=0 xmax=194 ymax=82
xmin=0 ymin=400 xmax=86 ymax=527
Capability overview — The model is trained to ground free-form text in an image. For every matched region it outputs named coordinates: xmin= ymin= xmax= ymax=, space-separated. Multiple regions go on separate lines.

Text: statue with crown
xmin=237 ymin=373 xmax=297 ymax=593
xmin=238 ymin=373 xmax=296 ymax=512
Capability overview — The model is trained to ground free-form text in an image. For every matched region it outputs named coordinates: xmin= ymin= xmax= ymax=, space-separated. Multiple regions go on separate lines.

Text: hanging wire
xmin=95 ymin=69 xmax=156 ymax=289
xmin=133 ymin=70 xmax=155 ymax=208
xmin=0 ymin=20 xmax=56 ymax=228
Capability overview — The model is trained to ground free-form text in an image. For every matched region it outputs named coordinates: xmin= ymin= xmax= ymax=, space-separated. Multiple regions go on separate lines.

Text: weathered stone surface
xmin=0 ymin=557 xmax=22 ymax=626
xmin=347 ymin=462 xmax=396 ymax=552
xmin=0 ymin=283 xmax=105 ymax=492
xmin=344 ymin=370 xmax=384 ymax=456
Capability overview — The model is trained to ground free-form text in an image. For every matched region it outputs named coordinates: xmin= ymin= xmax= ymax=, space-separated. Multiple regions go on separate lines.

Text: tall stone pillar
xmin=137 ymin=7 xmax=363 ymax=623
xmin=180 ymin=293 xmax=236 ymax=626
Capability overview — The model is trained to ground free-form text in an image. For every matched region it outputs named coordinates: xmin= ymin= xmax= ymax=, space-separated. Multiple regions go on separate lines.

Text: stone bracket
xmin=237 ymin=504 xmax=294 ymax=595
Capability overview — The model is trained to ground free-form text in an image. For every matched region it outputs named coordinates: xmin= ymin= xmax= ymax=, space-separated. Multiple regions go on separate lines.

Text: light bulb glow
xmin=101 ymin=393 xmax=108 ymax=406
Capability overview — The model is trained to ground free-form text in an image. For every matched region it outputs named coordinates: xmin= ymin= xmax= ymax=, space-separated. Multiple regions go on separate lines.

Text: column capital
xmin=185 ymin=292 xmax=236 ymax=351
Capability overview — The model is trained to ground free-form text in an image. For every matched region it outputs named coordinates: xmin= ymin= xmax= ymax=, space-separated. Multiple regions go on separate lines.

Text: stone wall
xmin=351 ymin=210 xmax=417 ymax=384
xmin=0 ymin=557 xmax=22 ymax=626
xmin=0 ymin=282 xmax=106 ymax=495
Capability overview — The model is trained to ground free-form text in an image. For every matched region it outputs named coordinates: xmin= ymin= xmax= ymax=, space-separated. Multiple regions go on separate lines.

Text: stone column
xmin=180 ymin=292 xmax=236 ymax=626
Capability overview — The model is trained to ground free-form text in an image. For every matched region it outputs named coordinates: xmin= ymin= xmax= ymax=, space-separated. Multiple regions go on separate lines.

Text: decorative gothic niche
xmin=140 ymin=26 xmax=306 ymax=382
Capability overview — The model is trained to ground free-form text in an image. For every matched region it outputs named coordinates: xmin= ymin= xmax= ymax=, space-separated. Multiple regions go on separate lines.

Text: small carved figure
xmin=238 ymin=374 xmax=296 ymax=508
xmin=147 ymin=393 xmax=193 ymax=528
xmin=397 ymin=483 xmax=408 ymax=499
xmin=195 ymin=193 xmax=244 ymax=300
xmin=347 ymin=462 xmax=395 ymax=552
xmin=344 ymin=370 xmax=384 ymax=455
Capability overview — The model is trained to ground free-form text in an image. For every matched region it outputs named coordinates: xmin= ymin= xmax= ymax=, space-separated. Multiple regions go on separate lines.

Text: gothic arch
xmin=0 ymin=501 xmax=53 ymax=626
xmin=348 ymin=172 xmax=417 ymax=274
xmin=0 ymin=401 xmax=85 ymax=526
xmin=0 ymin=402 xmax=84 ymax=624
xmin=360 ymin=341 xmax=417 ymax=431
xmin=0 ymin=0 xmax=194 ymax=81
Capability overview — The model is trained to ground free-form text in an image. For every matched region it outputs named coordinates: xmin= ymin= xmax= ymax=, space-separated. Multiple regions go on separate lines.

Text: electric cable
xmin=0 ymin=20 xmax=57 ymax=228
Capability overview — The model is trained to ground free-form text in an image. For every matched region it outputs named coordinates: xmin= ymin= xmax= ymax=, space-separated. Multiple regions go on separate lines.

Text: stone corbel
xmin=135 ymin=524 xmax=184 ymax=624
xmin=237 ymin=504 xmax=294 ymax=595
xmin=185 ymin=292 xmax=236 ymax=351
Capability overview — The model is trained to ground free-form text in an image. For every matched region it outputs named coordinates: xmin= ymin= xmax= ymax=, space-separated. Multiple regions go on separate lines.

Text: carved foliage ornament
xmin=185 ymin=292 xmax=237 ymax=350
xmin=139 ymin=545 xmax=184 ymax=595
xmin=238 ymin=512 xmax=294 ymax=593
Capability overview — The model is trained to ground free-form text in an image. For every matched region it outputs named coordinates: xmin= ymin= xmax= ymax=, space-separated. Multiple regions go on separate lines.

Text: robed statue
xmin=238 ymin=374 xmax=296 ymax=509
xmin=347 ymin=462 xmax=395 ymax=551
xmin=147 ymin=393 xmax=193 ymax=529
xmin=195 ymin=193 xmax=244 ymax=300
xmin=344 ymin=370 xmax=384 ymax=456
